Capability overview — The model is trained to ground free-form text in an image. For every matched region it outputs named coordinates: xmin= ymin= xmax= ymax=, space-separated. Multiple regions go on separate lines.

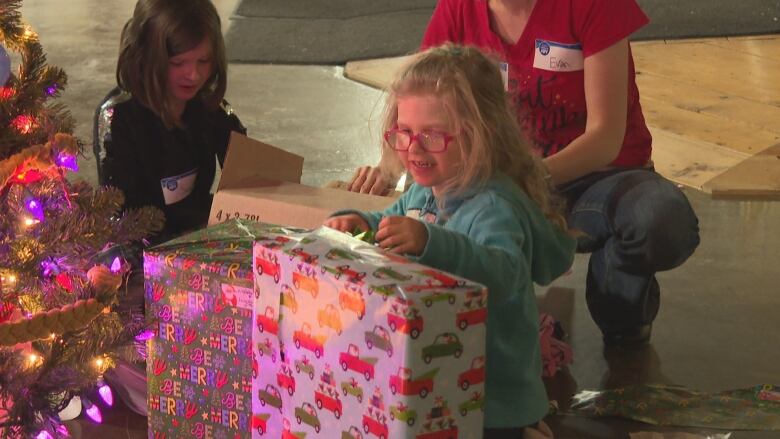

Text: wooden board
xmin=633 ymin=41 xmax=780 ymax=105
xmin=344 ymin=55 xmax=411 ymax=90
xmin=649 ymin=128 xmax=749 ymax=190
xmin=343 ymin=36 xmax=780 ymax=199
xmin=704 ymin=143 xmax=780 ymax=199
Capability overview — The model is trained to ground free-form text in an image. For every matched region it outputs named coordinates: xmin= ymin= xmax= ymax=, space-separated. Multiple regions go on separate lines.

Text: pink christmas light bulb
xmin=110 ymin=257 xmax=122 ymax=273
xmin=25 ymin=197 xmax=44 ymax=222
xmin=98 ymin=383 xmax=114 ymax=407
xmin=135 ymin=329 xmax=154 ymax=342
xmin=56 ymin=153 xmax=79 ymax=172
xmin=35 ymin=431 xmax=52 ymax=439
xmin=82 ymin=398 xmax=103 ymax=423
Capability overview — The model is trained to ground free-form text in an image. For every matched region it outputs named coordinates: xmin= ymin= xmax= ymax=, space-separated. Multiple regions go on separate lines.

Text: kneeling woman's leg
xmin=566 ymin=169 xmax=700 ymax=341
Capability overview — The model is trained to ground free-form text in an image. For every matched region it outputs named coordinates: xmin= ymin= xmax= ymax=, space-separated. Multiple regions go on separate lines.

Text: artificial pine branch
xmin=0 ymin=1 xmax=163 ymax=435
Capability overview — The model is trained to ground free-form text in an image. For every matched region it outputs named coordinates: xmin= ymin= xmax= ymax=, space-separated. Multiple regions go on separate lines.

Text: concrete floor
xmin=16 ymin=0 xmax=780 ymax=438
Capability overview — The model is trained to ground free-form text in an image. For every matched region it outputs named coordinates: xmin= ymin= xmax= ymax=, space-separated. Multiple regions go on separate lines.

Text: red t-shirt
xmin=421 ymin=0 xmax=652 ymax=167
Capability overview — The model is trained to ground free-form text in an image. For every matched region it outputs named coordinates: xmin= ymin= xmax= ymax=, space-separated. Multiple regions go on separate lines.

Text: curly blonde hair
xmin=380 ymin=44 xmax=567 ymax=230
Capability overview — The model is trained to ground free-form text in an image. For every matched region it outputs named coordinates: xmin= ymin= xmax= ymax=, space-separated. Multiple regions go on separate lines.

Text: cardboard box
xmin=210 ymin=133 xmax=394 ymax=229
xmin=252 ymin=227 xmax=487 ymax=439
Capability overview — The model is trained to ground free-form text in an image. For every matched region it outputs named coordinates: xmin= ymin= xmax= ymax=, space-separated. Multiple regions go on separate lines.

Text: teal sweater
xmin=351 ymin=174 xmax=575 ymax=428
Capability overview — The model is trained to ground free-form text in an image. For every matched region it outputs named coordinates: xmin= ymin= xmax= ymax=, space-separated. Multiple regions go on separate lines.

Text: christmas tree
xmin=0 ymin=1 xmax=163 ymax=437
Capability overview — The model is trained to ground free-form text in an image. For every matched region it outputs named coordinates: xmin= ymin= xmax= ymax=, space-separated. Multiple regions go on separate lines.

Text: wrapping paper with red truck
xmin=253 ymin=226 xmax=487 ymax=439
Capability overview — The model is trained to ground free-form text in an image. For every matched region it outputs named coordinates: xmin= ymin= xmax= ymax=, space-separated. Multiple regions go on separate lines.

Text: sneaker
xmin=602 ymin=324 xmax=652 ymax=349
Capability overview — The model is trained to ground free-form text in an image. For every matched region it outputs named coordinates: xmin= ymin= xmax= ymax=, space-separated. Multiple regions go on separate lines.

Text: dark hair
xmin=116 ymin=0 xmax=227 ymax=128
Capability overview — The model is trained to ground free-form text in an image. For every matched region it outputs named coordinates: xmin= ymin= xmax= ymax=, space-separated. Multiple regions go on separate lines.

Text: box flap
xmin=219 ymin=132 xmax=304 ymax=190
xmin=210 ymin=180 xmax=394 ymax=229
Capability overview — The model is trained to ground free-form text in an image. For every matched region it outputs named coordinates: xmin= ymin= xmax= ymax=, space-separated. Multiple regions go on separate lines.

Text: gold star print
xmin=231 ymin=308 xmax=238 ymax=314
xmin=202 ymin=412 xmax=209 ymax=421
xmin=170 ymin=368 xmax=177 ymax=378
xmin=232 ymin=381 xmax=239 ymax=390
xmin=201 ymin=337 xmax=208 ymax=345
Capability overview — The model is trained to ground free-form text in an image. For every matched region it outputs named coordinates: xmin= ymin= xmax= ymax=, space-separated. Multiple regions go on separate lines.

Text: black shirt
xmin=102 ymin=97 xmax=245 ymax=244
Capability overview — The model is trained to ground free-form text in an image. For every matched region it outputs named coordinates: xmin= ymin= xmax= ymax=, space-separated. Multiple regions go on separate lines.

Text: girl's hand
xmin=376 ymin=216 xmax=428 ymax=256
xmin=324 ymin=214 xmax=369 ymax=233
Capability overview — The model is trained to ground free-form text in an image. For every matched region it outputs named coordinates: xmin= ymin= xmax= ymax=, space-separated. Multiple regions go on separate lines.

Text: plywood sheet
xmin=636 ymin=73 xmax=780 ymax=137
xmin=702 ymin=36 xmax=780 ymax=60
xmin=634 ymin=42 xmax=780 ymax=105
xmin=703 ymin=143 xmax=780 ymax=199
xmin=640 ymin=94 xmax=780 ymax=155
xmin=650 ymin=128 xmax=749 ymax=191
xmin=344 ymin=55 xmax=411 ymax=90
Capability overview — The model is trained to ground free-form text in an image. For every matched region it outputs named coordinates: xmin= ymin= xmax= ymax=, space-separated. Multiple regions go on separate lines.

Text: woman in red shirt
xmin=349 ymin=0 xmax=699 ymax=351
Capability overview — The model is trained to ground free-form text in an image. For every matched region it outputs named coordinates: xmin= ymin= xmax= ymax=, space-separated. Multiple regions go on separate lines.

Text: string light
xmin=82 ymin=397 xmax=102 ymax=424
xmin=98 ymin=381 xmax=114 ymax=407
xmin=22 ymin=25 xmax=37 ymax=41
xmin=56 ymin=152 xmax=78 ymax=172
xmin=11 ymin=114 xmax=36 ymax=134
xmin=24 ymin=193 xmax=45 ymax=222
xmin=27 ymin=353 xmax=43 ymax=367
xmin=0 ymin=87 xmax=14 ymax=99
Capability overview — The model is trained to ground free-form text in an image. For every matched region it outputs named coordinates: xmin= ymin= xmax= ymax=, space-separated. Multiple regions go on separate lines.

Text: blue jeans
xmin=559 ymin=169 xmax=700 ymax=332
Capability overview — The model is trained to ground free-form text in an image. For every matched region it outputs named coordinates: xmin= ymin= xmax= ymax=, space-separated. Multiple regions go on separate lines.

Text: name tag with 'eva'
xmin=533 ymin=39 xmax=583 ymax=72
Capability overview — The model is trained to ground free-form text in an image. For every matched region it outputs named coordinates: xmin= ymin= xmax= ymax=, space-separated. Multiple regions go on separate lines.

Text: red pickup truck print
xmin=323 ymin=264 xmax=367 ymax=284
xmin=458 ymin=356 xmax=485 ymax=391
xmin=339 ymin=343 xmax=378 ymax=381
xmin=293 ymin=323 xmax=326 ymax=359
xmin=277 ymin=367 xmax=295 ymax=396
xmin=455 ymin=307 xmax=487 ymax=330
xmin=315 ymin=387 xmax=343 ymax=419
xmin=387 ymin=298 xmax=423 ymax=339
xmin=287 ymin=247 xmax=319 ymax=264
xmin=362 ymin=414 xmax=388 ymax=439
xmin=292 ymin=271 xmax=319 ymax=298
xmin=389 ymin=367 xmax=438 ymax=398
xmin=256 ymin=306 xmax=278 ymax=335
xmin=252 ymin=413 xmax=270 ymax=435
xmin=255 ymin=250 xmax=281 ymax=283
xmin=339 ymin=287 xmax=366 ymax=320
xmin=418 ymin=269 xmax=465 ymax=288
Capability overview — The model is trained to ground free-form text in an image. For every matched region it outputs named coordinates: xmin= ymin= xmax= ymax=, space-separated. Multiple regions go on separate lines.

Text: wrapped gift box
xmin=252 ymin=227 xmax=487 ymax=439
xmin=144 ymin=219 xmax=487 ymax=439
xmin=144 ymin=220 xmax=307 ymax=438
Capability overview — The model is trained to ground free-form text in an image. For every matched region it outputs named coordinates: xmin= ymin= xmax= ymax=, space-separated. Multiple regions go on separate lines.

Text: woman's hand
xmin=347 ymin=166 xmax=394 ymax=195
xmin=375 ymin=216 xmax=428 ymax=256
xmin=324 ymin=214 xmax=370 ymax=233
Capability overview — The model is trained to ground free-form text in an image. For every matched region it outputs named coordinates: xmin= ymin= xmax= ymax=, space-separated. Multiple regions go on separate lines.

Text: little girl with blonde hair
xmin=326 ymin=44 xmax=575 ymax=437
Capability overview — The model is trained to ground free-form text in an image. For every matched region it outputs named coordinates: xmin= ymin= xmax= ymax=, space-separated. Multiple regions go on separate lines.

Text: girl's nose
xmin=408 ymin=136 xmax=425 ymax=154
xmin=186 ymin=68 xmax=199 ymax=81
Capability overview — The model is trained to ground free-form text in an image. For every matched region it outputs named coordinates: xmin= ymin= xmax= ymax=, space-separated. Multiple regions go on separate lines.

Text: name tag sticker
xmin=161 ymin=168 xmax=197 ymax=205
xmin=533 ymin=39 xmax=583 ymax=72
xmin=499 ymin=62 xmax=509 ymax=91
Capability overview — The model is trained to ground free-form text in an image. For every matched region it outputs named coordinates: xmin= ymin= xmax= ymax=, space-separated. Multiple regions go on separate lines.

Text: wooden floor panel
xmin=633 ymin=43 xmax=780 ymax=105
xmin=640 ymin=94 xmax=780 ymax=155
xmin=636 ymin=73 xmax=780 ymax=136
xmin=344 ymin=35 xmax=780 ymax=198
xmin=703 ymin=36 xmax=780 ymax=60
